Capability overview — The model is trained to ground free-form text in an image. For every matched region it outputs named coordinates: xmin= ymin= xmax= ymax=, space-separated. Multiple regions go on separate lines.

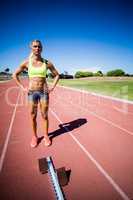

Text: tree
xmin=94 ymin=71 xmax=103 ymax=76
xmin=75 ymin=71 xmax=93 ymax=78
xmin=107 ymin=69 xmax=125 ymax=76
xmin=5 ymin=68 xmax=10 ymax=73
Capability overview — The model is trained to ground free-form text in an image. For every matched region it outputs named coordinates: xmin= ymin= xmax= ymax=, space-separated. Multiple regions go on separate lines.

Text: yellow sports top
xmin=28 ymin=58 xmax=48 ymax=78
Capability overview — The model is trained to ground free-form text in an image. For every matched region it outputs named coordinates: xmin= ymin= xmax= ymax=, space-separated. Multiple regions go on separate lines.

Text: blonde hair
xmin=30 ymin=39 xmax=42 ymax=48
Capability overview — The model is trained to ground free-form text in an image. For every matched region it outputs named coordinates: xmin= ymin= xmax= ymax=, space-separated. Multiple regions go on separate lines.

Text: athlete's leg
xmin=28 ymin=101 xmax=38 ymax=147
xmin=39 ymin=97 xmax=51 ymax=146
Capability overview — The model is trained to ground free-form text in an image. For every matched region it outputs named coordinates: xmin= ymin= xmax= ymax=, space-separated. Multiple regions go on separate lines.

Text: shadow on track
xmin=49 ymin=118 xmax=87 ymax=139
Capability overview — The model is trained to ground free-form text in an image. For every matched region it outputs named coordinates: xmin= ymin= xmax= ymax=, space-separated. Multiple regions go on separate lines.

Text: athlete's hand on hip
xmin=20 ymin=85 xmax=28 ymax=92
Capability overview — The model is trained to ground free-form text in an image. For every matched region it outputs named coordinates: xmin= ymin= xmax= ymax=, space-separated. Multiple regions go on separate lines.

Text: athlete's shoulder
xmin=46 ymin=60 xmax=54 ymax=68
xmin=20 ymin=59 xmax=29 ymax=67
xmin=42 ymin=58 xmax=48 ymax=64
xmin=19 ymin=59 xmax=29 ymax=70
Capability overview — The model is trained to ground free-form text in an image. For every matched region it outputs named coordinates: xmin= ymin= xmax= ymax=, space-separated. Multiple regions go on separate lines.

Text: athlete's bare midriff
xmin=28 ymin=77 xmax=48 ymax=92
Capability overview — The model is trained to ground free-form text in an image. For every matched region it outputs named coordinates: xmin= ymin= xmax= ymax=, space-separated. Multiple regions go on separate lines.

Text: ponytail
xmin=29 ymin=52 xmax=34 ymax=65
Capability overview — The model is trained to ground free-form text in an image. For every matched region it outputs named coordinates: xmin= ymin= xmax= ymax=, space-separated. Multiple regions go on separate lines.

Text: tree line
xmin=74 ymin=69 xmax=133 ymax=78
xmin=0 ymin=68 xmax=133 ymax=79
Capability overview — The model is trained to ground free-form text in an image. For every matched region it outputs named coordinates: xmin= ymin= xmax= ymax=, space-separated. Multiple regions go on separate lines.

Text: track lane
xmin=54 ymin=86 xmax=133 ymax=135
xmin=49 ymin=87 xmax=133 ymax=199
xmin=0 ymin=95 xmax=55 ymax=200
xmin=0 ymin=79 xmax=133 ymax=200
xmin=0 ymin=81 xmax=20 ymax=166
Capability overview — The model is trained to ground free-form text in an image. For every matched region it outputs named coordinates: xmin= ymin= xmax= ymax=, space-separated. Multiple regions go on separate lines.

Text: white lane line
xmin=113 ymin=106 xmax=133 ymax=116
xmin=0 ymin=92 xmax=20 ymax=172
xmin=87 ymin=109 xmax=133 ymax=136
xmin=58 ymin=85 xmax=133 ymax=105
xmin=57 ymin=85 xmax=133 ymax=115
xmin=53 ymin=92 xmax=133 ymax=137
xmin=50 ymin=108 xmax=130 ymax=200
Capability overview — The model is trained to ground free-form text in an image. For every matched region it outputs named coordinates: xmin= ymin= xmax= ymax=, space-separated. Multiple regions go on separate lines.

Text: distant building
xmin=59 ymin=73 xmax=73 ymax=79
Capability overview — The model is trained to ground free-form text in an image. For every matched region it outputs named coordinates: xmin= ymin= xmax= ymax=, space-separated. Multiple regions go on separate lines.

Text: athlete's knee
xmin=30 ymin=111 xmax=37 ymax=120
xmin=41 ymin=111 xmax=48 ymax=120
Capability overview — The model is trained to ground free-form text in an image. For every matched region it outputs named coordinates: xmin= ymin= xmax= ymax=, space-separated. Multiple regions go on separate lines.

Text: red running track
xmin=0 ymin=79 xmax=133 ymax=200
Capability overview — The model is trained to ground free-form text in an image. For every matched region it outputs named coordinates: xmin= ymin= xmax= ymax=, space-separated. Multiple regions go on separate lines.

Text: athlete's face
xmin=31 ymin=41 xmax=42 ymax=56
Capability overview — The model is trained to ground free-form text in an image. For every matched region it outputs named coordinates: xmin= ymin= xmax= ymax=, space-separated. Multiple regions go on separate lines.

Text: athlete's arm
xmin=13 ymin=61 xmax=28 ymax=91
xmin=47 ymin=61 xmax=59 ymax=92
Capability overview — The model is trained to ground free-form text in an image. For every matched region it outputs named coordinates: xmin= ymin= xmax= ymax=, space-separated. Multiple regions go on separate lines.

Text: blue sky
xmin=0 ymin=0 xmax=133 ymax=75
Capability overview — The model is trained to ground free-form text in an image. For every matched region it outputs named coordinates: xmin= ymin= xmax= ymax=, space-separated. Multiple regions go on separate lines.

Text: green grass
xmin=48 ymin=78 xmax=133 ymax=101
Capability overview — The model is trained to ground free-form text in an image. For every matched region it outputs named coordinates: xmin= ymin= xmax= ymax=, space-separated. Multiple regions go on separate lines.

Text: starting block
xmin=38 ymin=156 xmax=69 ymax=200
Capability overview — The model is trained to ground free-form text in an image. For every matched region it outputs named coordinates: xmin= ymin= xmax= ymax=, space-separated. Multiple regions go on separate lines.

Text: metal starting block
xmin=38 ymin=156 xmax=69 ymax=200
